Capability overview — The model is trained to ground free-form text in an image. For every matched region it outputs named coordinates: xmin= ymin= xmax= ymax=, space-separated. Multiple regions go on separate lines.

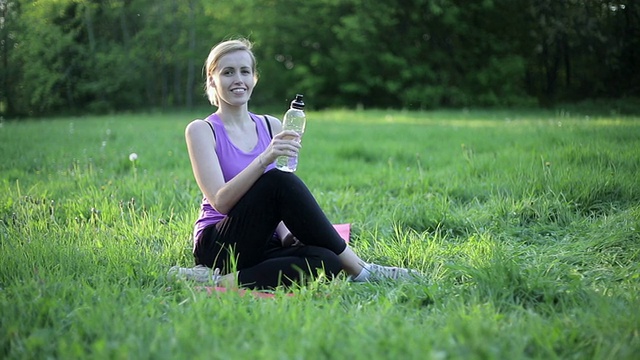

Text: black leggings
xmin=194 ymin=169 xmax=347 ymax=289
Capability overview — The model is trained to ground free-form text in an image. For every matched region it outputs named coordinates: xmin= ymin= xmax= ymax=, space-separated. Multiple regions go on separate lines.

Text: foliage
xmin=0 ymin=0 xmax=639 ymax=116
xmin=1 ymin=109 xmax=639 ymax=358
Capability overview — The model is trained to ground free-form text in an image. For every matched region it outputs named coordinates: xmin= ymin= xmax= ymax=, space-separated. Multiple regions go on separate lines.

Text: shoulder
xmin=185 ymin=119 xmax=214 ymax=141
xmin=262 ymin=114 xmax=282 ymax=133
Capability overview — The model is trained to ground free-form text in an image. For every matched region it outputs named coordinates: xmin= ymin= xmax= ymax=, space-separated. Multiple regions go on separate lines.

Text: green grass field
xmin=1 ymin=108 xmax=639 ymax=359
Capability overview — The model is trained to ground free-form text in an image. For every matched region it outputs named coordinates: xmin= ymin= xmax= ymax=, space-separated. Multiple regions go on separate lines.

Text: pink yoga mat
xmin=201 ymin=223 xmax=350 ymax=298
xmin=333 ymin=223 xmax=350 ymax=243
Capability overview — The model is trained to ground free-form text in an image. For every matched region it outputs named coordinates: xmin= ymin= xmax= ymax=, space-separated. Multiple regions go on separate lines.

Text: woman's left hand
xmin=281 ymin=233 xmax=303 ymax=247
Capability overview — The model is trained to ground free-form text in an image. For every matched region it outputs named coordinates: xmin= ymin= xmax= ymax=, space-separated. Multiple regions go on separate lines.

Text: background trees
xmin=1 ymin=0 xmax=637 ymax=117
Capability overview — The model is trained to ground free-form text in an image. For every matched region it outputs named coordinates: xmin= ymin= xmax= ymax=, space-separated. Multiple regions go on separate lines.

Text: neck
xmin=216 ymin=104 xmax=251 ymax=126
xmin=216 ymin=103 xmax=250 ymax=125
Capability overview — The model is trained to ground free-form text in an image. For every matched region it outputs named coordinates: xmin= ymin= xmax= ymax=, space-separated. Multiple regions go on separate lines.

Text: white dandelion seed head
xmin=129 ymin=153 xmax=138 ymax=162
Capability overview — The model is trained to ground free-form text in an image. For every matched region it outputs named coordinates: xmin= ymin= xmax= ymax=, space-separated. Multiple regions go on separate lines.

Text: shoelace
xmin=212 ymin=268 xmax=222 ymax=285
xmin=370 ymin=264 xmax=411 ymax=280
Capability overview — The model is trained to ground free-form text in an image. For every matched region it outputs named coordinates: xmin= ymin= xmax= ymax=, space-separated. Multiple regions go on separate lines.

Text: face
xmin=210 ymin=50 xmax=256 ymax=107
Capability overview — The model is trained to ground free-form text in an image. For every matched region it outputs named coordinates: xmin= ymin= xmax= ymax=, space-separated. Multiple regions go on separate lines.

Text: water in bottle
xmin=276 ymin=94 xmax=306 ymax=172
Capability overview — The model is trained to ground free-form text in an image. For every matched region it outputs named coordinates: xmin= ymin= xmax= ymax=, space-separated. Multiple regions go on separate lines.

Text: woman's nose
xmin=232 ymin=71 xmax=244 ymax=82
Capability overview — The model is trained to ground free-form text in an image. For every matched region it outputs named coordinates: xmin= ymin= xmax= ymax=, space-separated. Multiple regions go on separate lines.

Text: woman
xmin=169 ymin=38 xmax=416 ymax=289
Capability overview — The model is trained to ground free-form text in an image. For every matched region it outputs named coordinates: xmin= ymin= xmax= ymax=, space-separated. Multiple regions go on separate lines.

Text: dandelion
xmin=129 ymin=153 xmax=138 ymax=180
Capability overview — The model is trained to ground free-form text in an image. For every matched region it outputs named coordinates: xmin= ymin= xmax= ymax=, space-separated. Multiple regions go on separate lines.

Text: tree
xmin=0 ymin=0 xmax=19 ymax=115
xmin=1 ymin=0 xmax=637 ymax=117
xmin=8 ymin=0 xmax=83 ymax=115
xmin=523 ymin=0 xmax=640 ymax=105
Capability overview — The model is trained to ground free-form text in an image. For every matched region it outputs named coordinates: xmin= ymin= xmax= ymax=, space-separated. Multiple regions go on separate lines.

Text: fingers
xmin=273 ymin=143 xmax=299 ymax=157
xmin=264 ymin=131 xmax=302 ymax=163
xmin=272 ymin=131 xmax=301 ymax=152
xmin=274 ymin=130 xmax=301 ymax=141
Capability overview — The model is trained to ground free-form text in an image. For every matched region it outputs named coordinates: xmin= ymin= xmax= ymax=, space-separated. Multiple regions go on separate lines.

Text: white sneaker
xmin=168 ymin=265 xmax=221 ymax=284
xmin=352 ymin=263 xmax=420 ymax=282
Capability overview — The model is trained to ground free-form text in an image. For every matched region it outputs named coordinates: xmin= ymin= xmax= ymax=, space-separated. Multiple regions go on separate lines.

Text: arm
xmin=185 ymin=117 xmax=299 ymax=215
xmin=185 ymin=120 xmax=265 ymax=214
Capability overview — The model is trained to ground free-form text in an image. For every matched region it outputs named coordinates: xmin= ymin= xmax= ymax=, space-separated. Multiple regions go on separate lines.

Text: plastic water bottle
xmin=276 ymin=94 xmax=306 ymax=172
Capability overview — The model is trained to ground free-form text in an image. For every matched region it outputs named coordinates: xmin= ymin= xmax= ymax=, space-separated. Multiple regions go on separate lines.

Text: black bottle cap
xmin=291 ymin=94 xmax=305 ymax=109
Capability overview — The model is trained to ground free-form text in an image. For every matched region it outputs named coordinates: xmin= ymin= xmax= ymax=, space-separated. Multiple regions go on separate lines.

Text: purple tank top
xmin=192 ymin=112 xmax=275 ymax=243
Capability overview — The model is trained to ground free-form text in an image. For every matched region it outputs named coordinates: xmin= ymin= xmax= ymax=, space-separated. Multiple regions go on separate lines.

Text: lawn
xmin=1 ymin=108 xmax=639 ymax=359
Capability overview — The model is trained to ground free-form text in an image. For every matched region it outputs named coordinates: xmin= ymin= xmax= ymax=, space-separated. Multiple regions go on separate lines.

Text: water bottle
xmin=276 ymin=94 xmax=306 ymax=172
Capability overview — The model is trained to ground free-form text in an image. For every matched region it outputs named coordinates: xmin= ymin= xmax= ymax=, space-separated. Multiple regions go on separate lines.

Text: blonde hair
xmin=204 ymin=38 xmax=258 ymax=106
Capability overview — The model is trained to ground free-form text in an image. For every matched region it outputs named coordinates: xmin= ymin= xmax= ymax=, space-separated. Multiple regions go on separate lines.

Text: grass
xmin=1 ymin=108 xmax=639 ymax=359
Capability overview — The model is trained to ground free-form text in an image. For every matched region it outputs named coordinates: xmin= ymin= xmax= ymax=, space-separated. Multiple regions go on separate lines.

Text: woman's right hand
xmin=262 ymin=130 xmax=302 ymax=164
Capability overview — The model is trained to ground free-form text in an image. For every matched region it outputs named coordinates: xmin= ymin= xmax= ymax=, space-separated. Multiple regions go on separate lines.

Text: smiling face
xmin=208 ymin=49 xmax=257 ymax=108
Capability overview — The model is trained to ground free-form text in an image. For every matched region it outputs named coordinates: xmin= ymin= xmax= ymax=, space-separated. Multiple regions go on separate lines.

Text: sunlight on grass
xmin=1 ymin=109 xmax=639 ymax=358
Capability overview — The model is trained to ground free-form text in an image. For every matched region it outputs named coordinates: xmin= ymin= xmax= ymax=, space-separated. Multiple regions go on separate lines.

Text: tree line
xmin=1 ymin=0 xmax=638 ymax=117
